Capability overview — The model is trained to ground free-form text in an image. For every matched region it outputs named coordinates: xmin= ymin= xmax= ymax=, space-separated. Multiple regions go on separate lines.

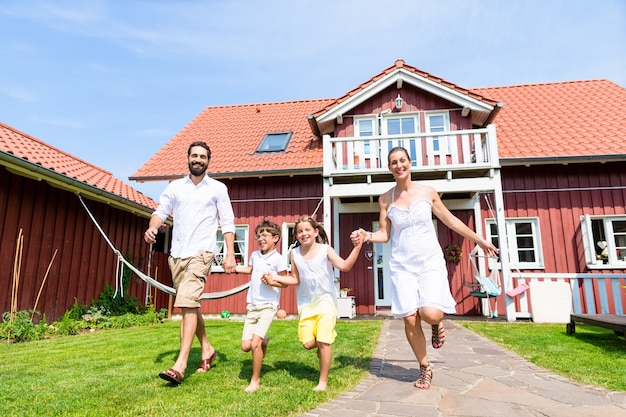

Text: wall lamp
xmin=395 ymin=94 xmax=403 ymax=110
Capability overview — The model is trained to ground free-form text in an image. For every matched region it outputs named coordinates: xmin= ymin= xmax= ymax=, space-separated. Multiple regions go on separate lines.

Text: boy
xmin=235 ymin=219 xmax=287 ymax=392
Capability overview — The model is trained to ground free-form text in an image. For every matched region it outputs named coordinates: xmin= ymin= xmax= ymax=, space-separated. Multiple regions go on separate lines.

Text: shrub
xmin=0 ymin=310 xmax=48 ymax=342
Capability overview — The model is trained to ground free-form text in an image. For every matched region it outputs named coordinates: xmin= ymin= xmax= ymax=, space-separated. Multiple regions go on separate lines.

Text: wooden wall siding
xmin=498 ymin=162 xmax=626 ymax=275
xmin=0 ymin=166 xmax=166 ymax=321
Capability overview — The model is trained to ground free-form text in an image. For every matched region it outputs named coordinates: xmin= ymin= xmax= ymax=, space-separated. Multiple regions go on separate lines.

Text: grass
xmin=0 ymin=319 xmax=382 ymax=417
xmin=460 ymin=321 xmax=626 ymax=392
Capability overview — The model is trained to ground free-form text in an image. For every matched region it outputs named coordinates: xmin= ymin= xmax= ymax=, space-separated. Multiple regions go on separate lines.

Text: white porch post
xmin=493 ymin=169 xmax=514 ymax=321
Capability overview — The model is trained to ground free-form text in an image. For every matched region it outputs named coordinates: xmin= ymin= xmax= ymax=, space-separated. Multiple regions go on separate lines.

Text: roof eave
xmin=1 ymin=150 xmax=156 ymax=217
xmin=501 ymin=154 xmax=626 ymax=166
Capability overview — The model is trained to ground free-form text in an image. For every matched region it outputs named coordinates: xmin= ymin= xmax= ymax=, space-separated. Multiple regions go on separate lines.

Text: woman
xmin=352 ymin=146 xmax=497 ymax=389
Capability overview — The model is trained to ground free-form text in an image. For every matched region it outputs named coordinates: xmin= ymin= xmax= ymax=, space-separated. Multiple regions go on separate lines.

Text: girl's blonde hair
xmin=293 ymin=216 xmax=329 ymax=246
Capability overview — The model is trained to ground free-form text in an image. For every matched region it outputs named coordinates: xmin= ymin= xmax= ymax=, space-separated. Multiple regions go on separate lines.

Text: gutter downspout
xmin=307 ymin=114 xmax=322 ymax=139
xmin=484 ymin=102 xmax=504 ymax=126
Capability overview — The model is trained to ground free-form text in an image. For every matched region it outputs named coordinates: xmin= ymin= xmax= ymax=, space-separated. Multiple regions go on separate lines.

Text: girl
xmin=263 ymin=217 xmax=365 ymax=391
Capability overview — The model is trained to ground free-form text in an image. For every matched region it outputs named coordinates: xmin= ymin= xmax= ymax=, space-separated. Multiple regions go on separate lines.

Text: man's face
xmin=188 ymin=146 xmax=209 ymax=176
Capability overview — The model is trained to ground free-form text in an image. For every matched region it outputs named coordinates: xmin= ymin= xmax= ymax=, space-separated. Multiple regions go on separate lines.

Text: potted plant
xmin=339 ymin=288 xmax=352 ymax=297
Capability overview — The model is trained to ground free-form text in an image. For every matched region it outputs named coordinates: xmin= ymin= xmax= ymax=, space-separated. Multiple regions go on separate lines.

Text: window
xmin=212 ymin=225 xmax=249 ymax=271
xmin=386 ymin=116 xmax=416 ymax=135
xmin=486 ymin=218 xmax=543 ymax=268
xmin=383 ymin=115 xmax=419 ymax=167
xmin=581 ymin=215 xmax=626 ymax=267
xmin=256 ymin=131 xmax=292 ymax=152
xmin=425 ymin=111 xmax=450 ymax=154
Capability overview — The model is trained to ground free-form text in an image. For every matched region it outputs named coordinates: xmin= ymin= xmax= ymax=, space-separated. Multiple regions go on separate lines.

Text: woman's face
xmin=388 ymin=149 xmax=411 ymax=179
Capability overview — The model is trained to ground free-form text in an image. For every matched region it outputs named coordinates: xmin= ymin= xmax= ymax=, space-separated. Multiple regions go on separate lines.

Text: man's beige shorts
xmin=168 ymin=250 xmax=214 ymax=308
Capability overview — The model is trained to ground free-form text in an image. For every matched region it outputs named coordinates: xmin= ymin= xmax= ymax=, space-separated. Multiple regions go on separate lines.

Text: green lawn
xmin=0 ymin=319 xmax=382 ymax=417
xmin=460 ymin=321 xmax=626 ymax=392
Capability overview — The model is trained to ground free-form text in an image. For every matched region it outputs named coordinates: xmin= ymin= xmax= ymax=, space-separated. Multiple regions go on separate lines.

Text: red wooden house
xmin=132 ymin=59 xmax=626 ymax=321
xmin=0 ymin=122 xmax=169 ymax=321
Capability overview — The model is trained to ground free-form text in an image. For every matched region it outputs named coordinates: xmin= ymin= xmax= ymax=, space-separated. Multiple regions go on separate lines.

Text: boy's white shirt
xmin=247 ymin=249 xmax=287 ymax=306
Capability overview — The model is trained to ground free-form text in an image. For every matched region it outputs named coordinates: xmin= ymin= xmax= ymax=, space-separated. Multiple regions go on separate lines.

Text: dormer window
xmin=257 ymin=131 xmax=292 ymax=152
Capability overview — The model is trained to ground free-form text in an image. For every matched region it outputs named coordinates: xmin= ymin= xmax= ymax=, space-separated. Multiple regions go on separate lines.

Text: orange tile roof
xmin=134 ymin=62 xmax=626 ymax=179
xmin=473 ymin=79 xmax=626 ymax=159
xmin=0 ymin=121 xmax=157 ymax=210
xmin=131 ymin=99 xmax=335 ymax=179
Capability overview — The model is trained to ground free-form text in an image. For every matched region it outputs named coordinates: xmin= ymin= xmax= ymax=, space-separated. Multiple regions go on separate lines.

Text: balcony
xmin=322 ymin=125 xmax=501 ymax=199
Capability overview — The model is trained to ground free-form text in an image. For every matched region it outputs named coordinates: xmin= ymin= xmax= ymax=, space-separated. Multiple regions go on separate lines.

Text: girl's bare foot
xmin=245 ymin=381 xmax=260 ymax=392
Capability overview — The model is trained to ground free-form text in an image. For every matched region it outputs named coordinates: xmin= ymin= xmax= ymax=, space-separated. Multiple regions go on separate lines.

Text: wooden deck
xmin=567 ymin=314 xmax=626 ymax=337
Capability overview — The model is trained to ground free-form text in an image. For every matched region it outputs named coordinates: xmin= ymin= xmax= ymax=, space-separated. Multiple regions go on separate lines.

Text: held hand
xmin=222 ymin=253 xmax=236 ymax=273
xmin=350 ymin=228 xmax=365 ymax=246
xmin=144 ymin=227 xmax=158 ymax=244
xmin=261 ymin=272 xmax=275 ymax=286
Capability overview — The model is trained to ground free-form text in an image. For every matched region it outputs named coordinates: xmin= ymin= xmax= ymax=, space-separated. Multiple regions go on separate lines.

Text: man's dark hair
xmin=188 ymin=141 xmax=212 ymax=160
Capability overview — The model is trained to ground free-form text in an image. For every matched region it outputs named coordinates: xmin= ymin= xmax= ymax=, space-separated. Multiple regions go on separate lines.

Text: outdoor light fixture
xmin=395 ymin=93 xmax=403 ymax=110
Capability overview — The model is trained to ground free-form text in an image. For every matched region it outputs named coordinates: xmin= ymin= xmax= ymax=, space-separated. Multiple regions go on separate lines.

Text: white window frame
xmin=581 ymin=214 xmax=626 ymax=268
xmin=381 ymin=113 xmax=420 ymax=167
xmin=212 ymin=225 xmax=249 ymax=272
xmin=486 ymin=217 xmax=544 ymax=269
xmin=424 ymin=111 xmax=450 ymax=155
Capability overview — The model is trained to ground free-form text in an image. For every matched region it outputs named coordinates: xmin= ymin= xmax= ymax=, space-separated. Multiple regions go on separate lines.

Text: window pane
xmin=516 ymin=236 xmax=534 ymax=249
xmin=401 ymin=118 xmax=415 ymax=134
xmin=518 ymin=250 xmax=536 ymax=263
xmin=515 ymin=223 xmax=533 ymax=235
xmin=358 ymin=119 xmax=374 ymax=137
xmin=257 ymin=132 xmax=292 ymax=152
xmin=387 ymin=119 xmax=400 ymax=135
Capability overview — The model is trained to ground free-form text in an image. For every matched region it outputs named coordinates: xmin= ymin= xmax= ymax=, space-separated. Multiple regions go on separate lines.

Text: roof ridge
xmin=475 ymin=78 xmax=612 ymax=90
xmin=0 ymin=121 xmax=113 ymax=176
xmin=205 ymin=98 xmax=335 ymax=109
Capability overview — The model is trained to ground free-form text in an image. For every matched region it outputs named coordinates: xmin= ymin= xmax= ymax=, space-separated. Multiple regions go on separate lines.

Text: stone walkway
xmin=299 ymin=319 xmax=626 ymax=417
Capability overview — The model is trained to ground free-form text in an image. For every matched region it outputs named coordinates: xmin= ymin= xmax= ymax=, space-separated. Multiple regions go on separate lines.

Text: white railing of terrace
xmin=323 ymin=125 xmax=499 ymax=177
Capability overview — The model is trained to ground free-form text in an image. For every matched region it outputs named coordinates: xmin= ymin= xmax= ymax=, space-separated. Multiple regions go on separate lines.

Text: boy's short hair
xmin=255 ymin=219 xmax=281 ymax=238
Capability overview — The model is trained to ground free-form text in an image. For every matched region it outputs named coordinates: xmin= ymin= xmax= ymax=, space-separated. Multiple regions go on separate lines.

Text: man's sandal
xmin=414 ymin=364 xmax=433 ymax=389
xmin=431 ymin=323 xmax=445 ymax=349
xmin=197 ymin=351 xmax=217 ymax=373
xmin=159 ymin=368 xmax=183 ymax=385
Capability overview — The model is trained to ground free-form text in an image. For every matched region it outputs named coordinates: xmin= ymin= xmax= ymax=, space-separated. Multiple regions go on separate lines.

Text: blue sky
xmin=1 ymin=0 xmax=624 ymax=201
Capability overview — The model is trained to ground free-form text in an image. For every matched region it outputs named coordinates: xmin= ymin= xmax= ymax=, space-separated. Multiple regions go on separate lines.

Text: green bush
xmin=0 ymin=310 xmax=48 ymax=342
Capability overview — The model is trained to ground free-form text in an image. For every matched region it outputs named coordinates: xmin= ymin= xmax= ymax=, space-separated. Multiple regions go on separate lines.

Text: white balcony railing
xmin=323 ymin=125 xmax=499 ymax=177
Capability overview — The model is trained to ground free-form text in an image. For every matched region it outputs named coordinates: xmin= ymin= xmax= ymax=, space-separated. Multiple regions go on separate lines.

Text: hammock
xmin=78 ymin=195 xmax=250 ymax=300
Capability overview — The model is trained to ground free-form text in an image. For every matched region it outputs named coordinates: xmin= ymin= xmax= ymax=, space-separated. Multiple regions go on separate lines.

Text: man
xmin=144 ymin=141 xmax=236 ymax=385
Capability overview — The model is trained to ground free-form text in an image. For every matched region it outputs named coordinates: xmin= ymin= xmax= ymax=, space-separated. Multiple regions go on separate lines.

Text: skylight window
xmin=257 ymin=131 xmax=292 ymax=152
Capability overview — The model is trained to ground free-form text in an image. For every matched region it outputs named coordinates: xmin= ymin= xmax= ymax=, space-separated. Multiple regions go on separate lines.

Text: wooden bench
xmin=566 ymin=277 xmax=626 ymax=338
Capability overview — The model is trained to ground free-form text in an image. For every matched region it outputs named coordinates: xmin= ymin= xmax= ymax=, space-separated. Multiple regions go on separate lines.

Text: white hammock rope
xmin=78 ymin=195 xmax=249 ymax=300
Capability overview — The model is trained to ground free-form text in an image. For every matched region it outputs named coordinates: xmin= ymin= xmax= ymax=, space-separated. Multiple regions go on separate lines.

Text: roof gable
xmin=0 ymin=122 xmax=156 ymax=213
xmin=313 ymin=59 xmax=500 ymax=132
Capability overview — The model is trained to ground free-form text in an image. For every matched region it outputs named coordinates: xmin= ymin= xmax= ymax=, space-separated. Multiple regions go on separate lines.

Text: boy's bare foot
xmin=313 ymin=382 xmax=327 ymax=391
xmin=245 ymin=381 xmax=260 ymax=392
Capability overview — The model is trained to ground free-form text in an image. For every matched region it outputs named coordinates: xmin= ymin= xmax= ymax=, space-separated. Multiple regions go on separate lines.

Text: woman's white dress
xmin=387 ymin=197 xmax=457 ymax=318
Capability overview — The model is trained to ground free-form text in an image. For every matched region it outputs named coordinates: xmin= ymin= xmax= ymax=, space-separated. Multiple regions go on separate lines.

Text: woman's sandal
xmin=414 ymin=364 xmax=433 ymax=389
xmin=431 ymin=323 xmax=445 ymax=349
xmin=196 ymin=351 xmax=217 ymax=372
xmin=159 ymin=368 xmax=184 ymax=385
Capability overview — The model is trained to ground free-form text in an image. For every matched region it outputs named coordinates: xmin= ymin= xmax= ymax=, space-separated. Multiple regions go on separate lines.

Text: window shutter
xmin=581 ymin=214 xmax=596 ymax=266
